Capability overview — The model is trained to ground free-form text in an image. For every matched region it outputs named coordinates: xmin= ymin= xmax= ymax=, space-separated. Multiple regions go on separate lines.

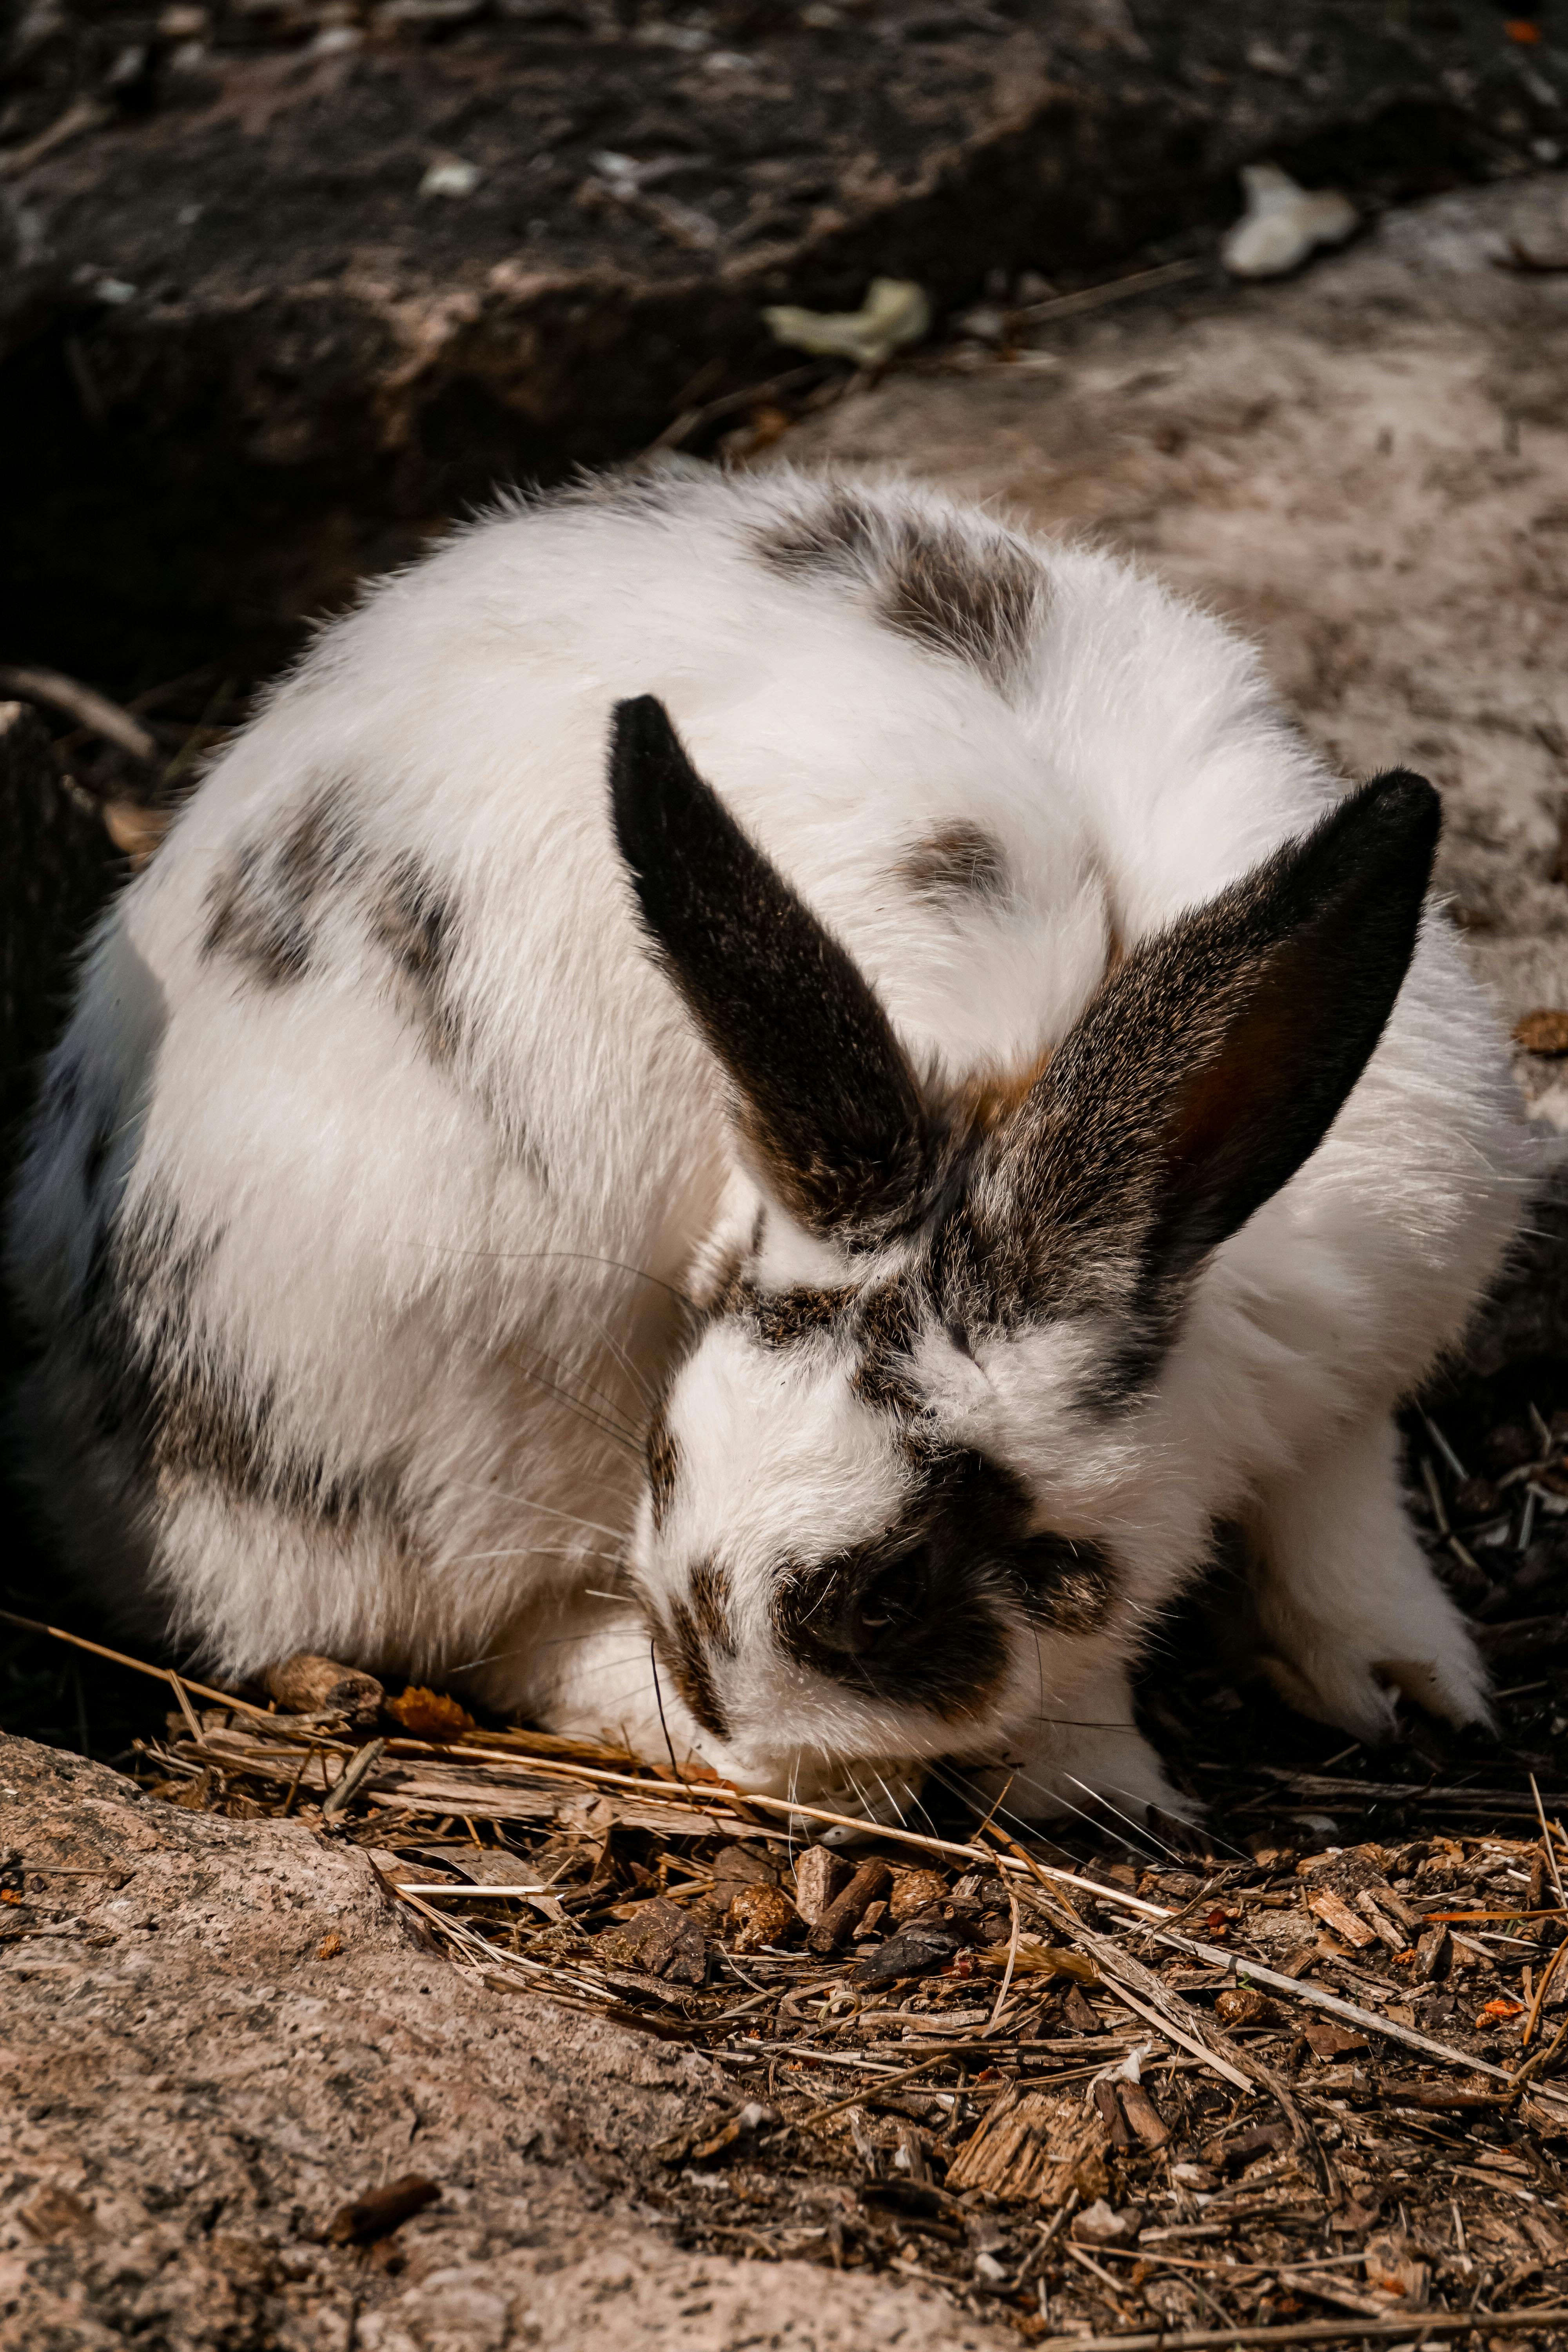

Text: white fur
xmin=5 ymin=468 xmax=1526 ymax=1826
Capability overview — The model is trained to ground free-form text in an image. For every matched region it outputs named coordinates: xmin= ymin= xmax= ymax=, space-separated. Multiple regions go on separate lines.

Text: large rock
xmin=2 ymin=1 xmax=1566 ymax=684
xmin=0 ymin=1731 xmax=1008 ymax=2351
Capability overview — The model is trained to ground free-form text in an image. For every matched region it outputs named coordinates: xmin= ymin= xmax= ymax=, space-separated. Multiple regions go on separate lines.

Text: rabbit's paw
xmin=797 ymin=1761 xmax=929 ymax=1848
xmin=1256 ymin=1581 xmax=1492 ymax=1744
xmin=968 ymin=1720 xmax=1200 ymax=1831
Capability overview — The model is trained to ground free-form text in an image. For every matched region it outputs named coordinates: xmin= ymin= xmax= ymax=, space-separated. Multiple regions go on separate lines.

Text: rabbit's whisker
xmin=441 ymin=1482 xmax=628 ymax=1546
xmin=1061 ymin=1770 xmax=1180 ymax=1861
xmin=504 ymin=1335 xmax=645 ymax=1448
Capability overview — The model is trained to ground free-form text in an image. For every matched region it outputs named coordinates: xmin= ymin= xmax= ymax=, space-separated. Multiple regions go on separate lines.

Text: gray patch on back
xmin=203 ymin=786 xmax=364 ymax=986
xmin=753 ymin=489 xmax=1047 ymax=690
xmin=60 ymin=1178 xmax=419 ymax=1550
xmin=897 ymin=821 xmax=1010 ymax=905
xmin=371 ymin=855 xmax=461 ymax=1061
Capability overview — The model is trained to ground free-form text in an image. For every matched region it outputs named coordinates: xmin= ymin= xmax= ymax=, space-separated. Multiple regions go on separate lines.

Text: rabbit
xmin=5 ymin=466 xmax=1526 ymax=1834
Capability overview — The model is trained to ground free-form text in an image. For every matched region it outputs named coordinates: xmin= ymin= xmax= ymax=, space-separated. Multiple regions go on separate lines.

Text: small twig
xmin=1508 ymin=2005 xmax=1568 ymax=2103
xmin=166 ymin=1670 xmax=204 ymax=1744
xmin=0 ymin=1608 xmax=289 ymax=1727
xmin=1036 ymin=2311 xmax=1568 ymax=2351
xmin=1153 ymin=1927 xmax=1568 ymax=2114
xmin=789 ymin=2049 xmax=953 ymax=2132
xmin=1533 ymin=1774 xmax=1568 ymax=1910
xmin=1422 ymin=1413 xmax=1469 ymax=1483
xmin=985 ymin=1877 xmax=1022 ymax=2036
xmin=1007 ymin=255 xmax=1204 ymax=330
xmin=645 ymin=362 xmax=835 ymax=452
xmin=0 ymin=663 xmax=156 ymax=760
xmin=321 ymin=1738 xmax=387 ymax=1819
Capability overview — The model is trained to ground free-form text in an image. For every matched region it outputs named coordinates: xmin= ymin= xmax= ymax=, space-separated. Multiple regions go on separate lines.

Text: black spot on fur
xmin=63 ymin=1178 xmax=416 ymax=1541
xmin=647 ymin=1406 xmax=679 ymax=1533
xmin=852 ymin=1278 xmax=925 ymax=1414
xmin=660 ymin=1597 xmax=730 ymax=1740
xmin=689 ymin=1556 xmax=736 ymax=1656
xmin=771 ymin=1449 xmax=1089 ymax=1720
xmin=610 ymin=695 xmax=941 ymax=1244
xmin=82 ymin=1118 xmax=114 ymax=1200
xmin=750 ymin=1284 xmax=855 ymax=1347
xmin=934 ymin=773 xmax=1443 ymax=1368
xmin=754 ymin=490 xmax=1046 ymax=689
xmin=203 ymin=788 xmax=363 ymax=986
xmin=1013 ymin=1532 xmax=1116 ymax=1636
xmin=372 ymin=855 xmax=461 ymax=1060
xmin=897 ymin=822 xmax=1009 ymax=905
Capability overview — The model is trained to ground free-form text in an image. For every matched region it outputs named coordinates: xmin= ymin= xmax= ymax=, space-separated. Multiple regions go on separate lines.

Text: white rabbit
xmin=5 ymin=468 xmax=1525 ymax=1831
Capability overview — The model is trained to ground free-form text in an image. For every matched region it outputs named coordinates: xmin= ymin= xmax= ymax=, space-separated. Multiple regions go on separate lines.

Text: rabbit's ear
xmin=948 ymin=772 xmax=1441 ymax=1330
xmin=610 ymin=695 xmax=933 ymax=1240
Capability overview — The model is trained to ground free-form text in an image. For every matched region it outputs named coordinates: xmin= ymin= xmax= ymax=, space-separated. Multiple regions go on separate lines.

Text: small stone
xmin=1169 ymin=2159 xmax=1216 ymax=2192
xmin=1214 ymin=1985 xmax=1280 ymax=2027
xmin=1221 ymin=162 xmax=1357 ymax=279
xmin=420 ymin=159 xmax=482 ymax=200
xmin=1071 ymin=2199 xmax=1138 ymax=2248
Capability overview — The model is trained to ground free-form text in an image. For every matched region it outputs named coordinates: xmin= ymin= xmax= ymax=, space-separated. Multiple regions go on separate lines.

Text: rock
xmin=3 ymin=5 xmax=1564 ymax=693
xmin=0 ymin=1730 xmax=1014 ymax=2352
xmin=1071 ymin=2198 xmax=1140 ymax=2248
xmin=887 ymin=1866 xmax=949 ymax=1920
xmin=1221 ymin=162 xmax=1357 ymax=279
xmin=596 ymin=1893 xmax=708 ymax=1984
xmin=849 ymin=1917 xmax=966 ymax=1987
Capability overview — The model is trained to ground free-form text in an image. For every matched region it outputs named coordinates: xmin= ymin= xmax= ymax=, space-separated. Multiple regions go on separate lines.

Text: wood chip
xmin=325 ymin=2174 xmax=440 ymax=2245
xmin=1307 ymin=1888 xmax=1378 ymax=1947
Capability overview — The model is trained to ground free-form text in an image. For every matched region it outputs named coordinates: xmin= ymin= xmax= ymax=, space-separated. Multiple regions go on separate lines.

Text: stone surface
xmin=0 ymin=1731 xmax=1007 ymax=2350
xmin=3 ymin=3 xmax=1567 ymax=687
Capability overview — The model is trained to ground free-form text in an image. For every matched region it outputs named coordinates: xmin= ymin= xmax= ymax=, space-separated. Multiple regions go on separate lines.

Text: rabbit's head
xmin=610 ymin=696 xmax=1440 ymax=1803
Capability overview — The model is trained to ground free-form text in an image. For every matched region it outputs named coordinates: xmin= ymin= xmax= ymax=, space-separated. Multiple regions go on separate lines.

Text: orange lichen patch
xmin=385 ymin=1685 xmax=477 ymax=1741
xmin=1504 ymin=18 xmax=1542 ymax=41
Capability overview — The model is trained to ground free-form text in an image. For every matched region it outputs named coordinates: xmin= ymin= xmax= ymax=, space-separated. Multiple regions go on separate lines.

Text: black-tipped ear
xmin=949 ymin=771 xmax=1441 ymax=1328
xmin=1135 ymin=769 xmax=1439 ymax=1279
xmin=609 ymin=695 xmax=933 ymax=1240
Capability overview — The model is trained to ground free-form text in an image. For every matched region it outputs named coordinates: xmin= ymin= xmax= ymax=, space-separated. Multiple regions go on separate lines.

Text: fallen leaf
xmin=1303 ymin=2019 xmax=1370 ymax=2060
xmin=763 ymin=277 xmax=930 ymax=367
xmin=385 ymin=1686 xmax=477 ymax=1741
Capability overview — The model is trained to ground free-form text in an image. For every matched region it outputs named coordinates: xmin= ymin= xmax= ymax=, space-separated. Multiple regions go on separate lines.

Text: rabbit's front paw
xmin=1256 ymin=1584 xmax=1492 ymax=1744
xmin=797 ymin=1761 xmax=929 ymax=1847
xmin=969 ymin=1720 xmax=1200 ymax=1832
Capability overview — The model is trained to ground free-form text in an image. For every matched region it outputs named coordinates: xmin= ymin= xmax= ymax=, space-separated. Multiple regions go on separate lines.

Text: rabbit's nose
xmin=815 ymin=1548 xmax=933 ymax=1660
